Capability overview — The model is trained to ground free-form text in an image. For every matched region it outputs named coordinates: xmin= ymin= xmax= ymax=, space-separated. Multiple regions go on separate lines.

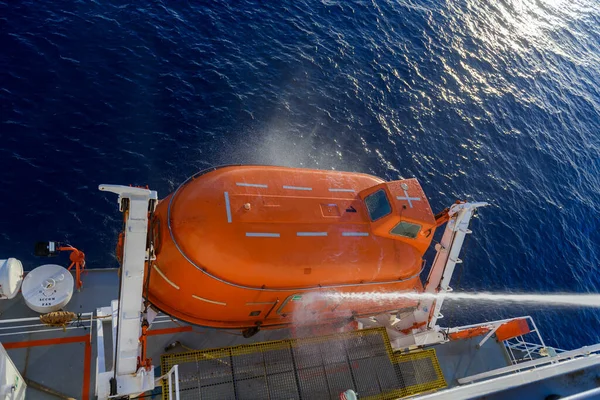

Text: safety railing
xmin=504 ymin=337 xmax=565 ymax=364
xmin=157 ymin=365 xmax=180 ymax=400
xmin=0 ymin=312 xmax=93 ymax=338
xmin=444 ymin=315 xmax=563 ymax=365
xmin=457 ymin=343 xmax=600 ymax=384
xmin=442 ymin=314 xmax=599 ymax=387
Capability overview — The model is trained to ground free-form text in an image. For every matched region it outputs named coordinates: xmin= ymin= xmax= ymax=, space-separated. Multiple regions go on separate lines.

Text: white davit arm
xmin=420 ymin=201 xmax=489 ymax=329
xmin=96 ymin=184 xmax=158 ymax=399
xmin=389 ymin=201 xmax=488 ymax=346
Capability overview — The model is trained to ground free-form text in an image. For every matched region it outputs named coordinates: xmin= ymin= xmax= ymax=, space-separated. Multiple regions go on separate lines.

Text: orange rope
xmin=60 ymin=247 xmax=85 ymax=290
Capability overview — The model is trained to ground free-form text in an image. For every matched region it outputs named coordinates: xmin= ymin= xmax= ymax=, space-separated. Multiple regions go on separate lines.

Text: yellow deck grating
xmin=365 ymin=349 xmax=447 ymax=400
xmin=161 ymin=328 xmax=446 ymax=400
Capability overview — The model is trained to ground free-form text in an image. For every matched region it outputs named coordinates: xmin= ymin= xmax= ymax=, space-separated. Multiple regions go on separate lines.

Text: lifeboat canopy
xmin=147 ymin=166 xmax=437 ymax=329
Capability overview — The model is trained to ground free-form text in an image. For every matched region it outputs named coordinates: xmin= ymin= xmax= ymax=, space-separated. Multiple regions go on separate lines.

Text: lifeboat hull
xmin=147 ymin=166 xmax=437 ymax=329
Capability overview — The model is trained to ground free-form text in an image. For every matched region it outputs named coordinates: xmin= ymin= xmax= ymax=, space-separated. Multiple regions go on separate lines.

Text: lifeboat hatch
xmin=161 ymin=327 xmax=446 ymax=400
xmin=358 ymin=180 xmax=436 ymax=250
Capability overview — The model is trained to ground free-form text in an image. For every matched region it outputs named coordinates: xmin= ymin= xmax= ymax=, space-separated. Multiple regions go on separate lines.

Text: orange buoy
xmin=146 ymin=166 xmax=437 ymax=329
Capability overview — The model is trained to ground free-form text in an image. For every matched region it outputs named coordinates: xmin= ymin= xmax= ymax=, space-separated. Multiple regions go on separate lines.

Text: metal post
xmin=477 ymin=323 xmax=501 ymax=349
xmin=528 ymin=317 xmax=547 ymax=348
xmin=174 ymin=365 xmax=180 ymax=400
xmin=520 ymin=335 xmax=535 ymax=362
xmin=96 ymin=309 xmax=106 ymax=375
xmin=168 ymin=372 xmax=172 ymax=399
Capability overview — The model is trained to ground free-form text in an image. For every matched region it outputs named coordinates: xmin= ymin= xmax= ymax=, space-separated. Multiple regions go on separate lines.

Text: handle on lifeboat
xmin=263 ymin=298 xmax=280 ymax=321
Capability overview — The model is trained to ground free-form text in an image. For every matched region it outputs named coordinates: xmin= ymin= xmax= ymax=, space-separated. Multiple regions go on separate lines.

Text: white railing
xmin=504 ymin=337 xmax=565 ymax=364
xmin=158 ymin=365 xmax=180 ymax=400
xmin=444 ymin=315 xmax=567 ymax=366
xmin=418 ymin=315 xmax=600 ymax=398
xmin=457 ymin=343 xmax=600 ymax=384
xmin=443 ymin=314 xmax=600 ymax=387
xmin=418 ymin=346 xmax=600 ymax=399
xmin=0 ymin=312 xmax=94 ymax=338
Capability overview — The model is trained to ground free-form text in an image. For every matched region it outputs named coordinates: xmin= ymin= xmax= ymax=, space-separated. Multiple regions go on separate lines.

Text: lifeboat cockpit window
xmin=365 ymin=189 xmax=392 ymax=221
xmin=390 ymin=221 xmax=421 ymax=239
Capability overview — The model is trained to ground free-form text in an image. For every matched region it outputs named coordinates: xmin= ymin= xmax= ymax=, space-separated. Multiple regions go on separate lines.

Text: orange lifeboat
xmin=146 ymin=165 xmax=437 ymax=331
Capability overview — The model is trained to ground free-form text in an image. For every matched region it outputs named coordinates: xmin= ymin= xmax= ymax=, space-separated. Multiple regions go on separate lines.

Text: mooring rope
xmin=39 ymin=311 xmax=77 ymax=331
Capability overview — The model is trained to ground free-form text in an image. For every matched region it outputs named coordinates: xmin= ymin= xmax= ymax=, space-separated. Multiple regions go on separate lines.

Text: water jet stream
xmin=323 ymin=292 xmax=600 ymax=308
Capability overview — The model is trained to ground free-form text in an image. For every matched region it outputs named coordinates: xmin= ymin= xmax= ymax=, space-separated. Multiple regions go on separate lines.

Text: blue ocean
xmin=1 ymin=0 xmax=599 ymax=349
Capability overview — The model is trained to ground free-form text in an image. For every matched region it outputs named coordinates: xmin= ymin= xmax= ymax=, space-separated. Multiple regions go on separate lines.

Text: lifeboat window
xmin=365 ymin=189 xmax=392 ymax=221
xmin=390 ymin=221 xmax=422 ymax=239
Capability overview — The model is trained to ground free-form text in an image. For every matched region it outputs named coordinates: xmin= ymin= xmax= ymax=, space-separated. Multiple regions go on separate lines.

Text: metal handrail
xmin=443 ymin=315 xmax=566 ymax=366
xmin=457 ymin=343 xmax=600 ymax=384
xmin=504 ymin=338 xmax=566 ymax=366
xmin=164 ymin=365 xmax=180 ymax=400
xmin=0 ymin=311 xmax=94 ymax=337
xmin=505 ymin=341 xmax=565 ymax=354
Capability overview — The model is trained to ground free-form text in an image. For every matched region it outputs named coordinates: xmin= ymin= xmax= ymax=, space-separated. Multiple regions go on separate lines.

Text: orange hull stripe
xmin=147 ymin=326 xmax=192 ymax=336
xmin=3 ymin=334 xmax=91 ymax=400
xmin=82 ymin=339 xmax=92 ymax=400
xmin=3 ymin=334 xmax=88 ymax=349
xmin=1 ymin=327 xmax=189 ymax=399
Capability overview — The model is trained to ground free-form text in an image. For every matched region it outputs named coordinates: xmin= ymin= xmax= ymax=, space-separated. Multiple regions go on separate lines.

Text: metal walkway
xmin=161 ymin=327 xmax=446 ymax=400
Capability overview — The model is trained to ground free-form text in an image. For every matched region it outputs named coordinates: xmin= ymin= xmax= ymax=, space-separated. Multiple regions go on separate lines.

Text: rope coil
xmin=40 ymin=311 xmax=77 ymax=331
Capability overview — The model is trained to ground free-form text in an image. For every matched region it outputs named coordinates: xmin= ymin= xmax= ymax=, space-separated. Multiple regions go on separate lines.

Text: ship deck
xmin=0 ymin=269 xmax=516 ymax=399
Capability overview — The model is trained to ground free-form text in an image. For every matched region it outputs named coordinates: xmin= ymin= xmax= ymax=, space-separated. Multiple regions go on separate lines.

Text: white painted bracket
xmin=420 ymin=202 xmax=488 ymax=330
xmin=389 ymin=201 xmax=488 ymax=343
xmin=97 ymin=366 xmax=155 ymax=400
xmin=97 ymin=184 xmax=158 ymax=399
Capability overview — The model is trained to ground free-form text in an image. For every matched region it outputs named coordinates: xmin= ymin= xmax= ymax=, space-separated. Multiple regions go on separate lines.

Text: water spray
xmin=321 ymin=291 xmax=600 ymax=308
